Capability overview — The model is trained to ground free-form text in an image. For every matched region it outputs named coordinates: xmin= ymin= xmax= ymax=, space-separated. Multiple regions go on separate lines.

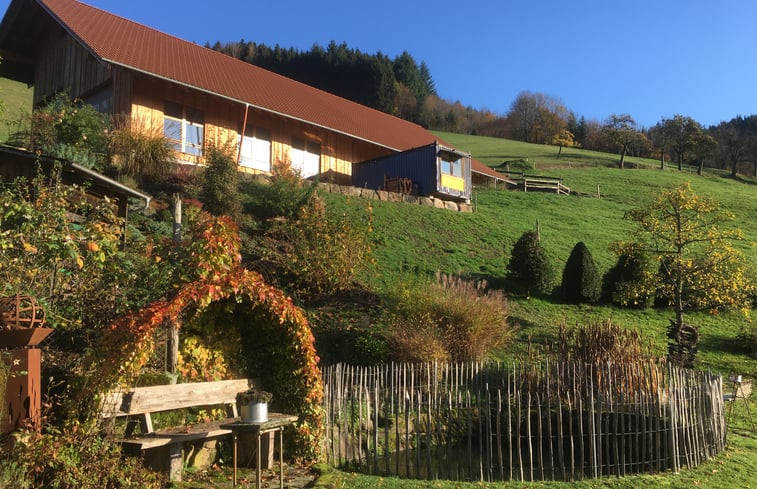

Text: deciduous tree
xmin=603 ymin=114 xmax=640 ymax=168
xmin=551 ymin=128 xmax=576 ymax=159
xmin=661 ymin=115 xmax=706 ymax=171
xmin=621 ymin=182 xmax=753 ymax=329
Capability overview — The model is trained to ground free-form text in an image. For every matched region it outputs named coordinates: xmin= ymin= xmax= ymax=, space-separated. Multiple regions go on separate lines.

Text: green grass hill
xmin=318 ymin=131 xmax=756 ymax=489
xmin=326 ymin=132 xmax=755 ymax=373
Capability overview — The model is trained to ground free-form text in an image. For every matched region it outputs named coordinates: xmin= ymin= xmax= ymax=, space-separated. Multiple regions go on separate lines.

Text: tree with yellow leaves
xmin=620 ymin=182 xmax=753 ymax=364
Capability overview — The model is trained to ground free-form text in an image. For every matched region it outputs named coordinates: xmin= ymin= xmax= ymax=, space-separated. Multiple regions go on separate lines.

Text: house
xmin=0 ymin=0 xmax=510 ymax=201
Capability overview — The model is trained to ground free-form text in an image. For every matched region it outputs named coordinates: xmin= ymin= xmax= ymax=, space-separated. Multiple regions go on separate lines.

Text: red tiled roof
xmin=32 ymin=0 xmax=506 ymax=181
xmin=37 ymin=0 xmax=437 ymax=152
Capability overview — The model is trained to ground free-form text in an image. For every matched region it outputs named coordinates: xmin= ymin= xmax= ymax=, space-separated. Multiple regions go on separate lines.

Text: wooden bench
xmin=101 ymin=378 xmax=258 ymax=481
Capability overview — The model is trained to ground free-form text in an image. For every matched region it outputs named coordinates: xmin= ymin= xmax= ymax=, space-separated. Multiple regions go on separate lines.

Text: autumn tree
xmin=505 ymin=91 xmax=569 ymax=144
xmin=620 ymin=182 xmax=753 ymax=363
xmin=603 ymin=114 xmax=641 ymax=168
xmin=551 ymin=128 xmax=576 ymax=159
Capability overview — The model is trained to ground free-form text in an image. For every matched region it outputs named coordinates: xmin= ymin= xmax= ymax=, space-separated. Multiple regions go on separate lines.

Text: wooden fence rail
xmin=322 ymin=361 xmax=725 ymax=482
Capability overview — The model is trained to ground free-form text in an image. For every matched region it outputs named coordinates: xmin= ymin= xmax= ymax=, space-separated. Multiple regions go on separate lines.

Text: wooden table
xmin=221 ymin=414 xmax=298 ymax=488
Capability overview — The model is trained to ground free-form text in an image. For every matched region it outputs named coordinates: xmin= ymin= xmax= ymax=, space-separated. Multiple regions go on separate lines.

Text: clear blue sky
xmin=4 ymin=0 xmax=757 ymax=128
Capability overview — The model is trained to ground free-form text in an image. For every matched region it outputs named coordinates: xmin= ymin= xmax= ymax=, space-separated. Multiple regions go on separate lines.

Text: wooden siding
xmin=28 ymin=24 xmax=393 ymax=184
xmin=128 ymin=75 xmax=390 ymax=182
xmin=33 ymin=30 xmax=111 ymax=106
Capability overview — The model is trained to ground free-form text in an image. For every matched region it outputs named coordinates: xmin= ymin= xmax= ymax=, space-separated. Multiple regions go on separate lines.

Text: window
xmin=85 ymin=86 xmax=113 ymax=114
xmin=441 ymin=155 xmax=463 ymax=177
xmin=290 ymin=137 xmax=320 ymax=178
xmin=164 ymin=101 xmax=204 ymax=156
xmin=239 ymin=126 xmax=271 ymax=172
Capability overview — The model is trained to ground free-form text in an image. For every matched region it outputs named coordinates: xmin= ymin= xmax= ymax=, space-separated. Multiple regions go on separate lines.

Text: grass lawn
xmin=0 ymin=77 xmax=33 ymax=142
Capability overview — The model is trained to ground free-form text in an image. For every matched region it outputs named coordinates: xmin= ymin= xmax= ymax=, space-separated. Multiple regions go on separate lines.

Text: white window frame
xmin=291 ymin=137 xmax=321 ymax=178
xmin=164 ymin=102 xmax=204 ymax=156
xmin=239 ymin=127 xmax=272 ymax=172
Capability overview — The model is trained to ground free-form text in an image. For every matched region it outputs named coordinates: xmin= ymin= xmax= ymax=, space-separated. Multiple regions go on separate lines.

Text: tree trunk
xmin=659 ymin=152 xmax=665 ymax=170
xmin=618 ymin=147 xmax=627 ymax=169
xmin=557 ymin=144 xmax=563 ymax=159
xmin=731 ymin=160 xmax=738 ymax=178
xmin=677 ymin=155 xmax=683 ymax=171
xmin=698 ymin=159 xmax=704 ymax=176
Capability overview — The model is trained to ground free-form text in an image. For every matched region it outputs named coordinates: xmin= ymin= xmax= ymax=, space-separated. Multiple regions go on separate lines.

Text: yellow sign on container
xmin=441 ymin=174 xmax=466 ymax=192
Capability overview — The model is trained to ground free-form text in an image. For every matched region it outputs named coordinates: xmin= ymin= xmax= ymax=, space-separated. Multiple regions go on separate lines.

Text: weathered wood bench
xmin=101 ymin=378 xmax=258 ymax=481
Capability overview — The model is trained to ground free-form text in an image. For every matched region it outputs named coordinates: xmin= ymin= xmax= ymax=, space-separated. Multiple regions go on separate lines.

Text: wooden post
xmin=165 ymin=194 xmax=182 ymax=380
xmin=165 ymin=319 xmax=180 ymax=380
xmin=172 ymin=193 xmax=182 ymax=243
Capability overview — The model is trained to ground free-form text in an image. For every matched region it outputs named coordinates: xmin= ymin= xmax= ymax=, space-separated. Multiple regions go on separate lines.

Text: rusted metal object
xmin=0 ymin=294 xmax=50 ymax=434
xmin=0 ymin=293 xmax=46 ymax=330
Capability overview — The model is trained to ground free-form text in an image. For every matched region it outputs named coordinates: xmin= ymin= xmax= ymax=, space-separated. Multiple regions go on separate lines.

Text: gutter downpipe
xmin=237 ymin=103 xmax=250 ymax=165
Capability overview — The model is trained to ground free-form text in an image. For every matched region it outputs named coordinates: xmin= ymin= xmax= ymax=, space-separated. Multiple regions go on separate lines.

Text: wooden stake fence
xmin=322 ymin=361 xmax=725 ymax=482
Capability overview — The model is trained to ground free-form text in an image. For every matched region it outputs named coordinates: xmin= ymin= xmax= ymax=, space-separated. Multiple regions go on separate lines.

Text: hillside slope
xmin=324 ymin=132 xmax=755 ymax=373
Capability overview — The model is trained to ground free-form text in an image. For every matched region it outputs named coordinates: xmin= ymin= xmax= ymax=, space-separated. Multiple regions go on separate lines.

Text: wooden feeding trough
xmin=0 ymin=293 xmax=52 ymax=434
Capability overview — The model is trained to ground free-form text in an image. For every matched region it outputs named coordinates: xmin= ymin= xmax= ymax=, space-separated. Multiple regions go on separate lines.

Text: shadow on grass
xmin=699 ymin=332 xmax=752 ymax=357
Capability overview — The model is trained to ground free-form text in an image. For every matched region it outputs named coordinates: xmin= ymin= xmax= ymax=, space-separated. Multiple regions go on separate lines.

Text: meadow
xmin=319 ymin=132 xmax=756 ymax=489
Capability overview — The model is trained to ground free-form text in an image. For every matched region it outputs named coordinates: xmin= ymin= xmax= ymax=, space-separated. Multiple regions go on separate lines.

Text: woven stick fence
xmin=322 ymin=361 xmax=725 ymax=482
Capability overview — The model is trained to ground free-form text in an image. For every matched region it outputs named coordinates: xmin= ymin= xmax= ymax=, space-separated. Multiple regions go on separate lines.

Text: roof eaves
xmin=66 ymin=160 xmax=152 ymax=207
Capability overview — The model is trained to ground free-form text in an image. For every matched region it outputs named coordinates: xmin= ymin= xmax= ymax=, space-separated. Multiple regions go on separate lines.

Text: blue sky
xmin=4 ymin=0 xmax=757 ymax=128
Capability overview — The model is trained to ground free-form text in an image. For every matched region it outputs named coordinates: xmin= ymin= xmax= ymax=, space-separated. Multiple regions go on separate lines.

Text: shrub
xmin=108 ymin=116 xmax=175 ymax=184
xmin=264 ymin=192 xmax=372 ymax=298
xmin=7 ymin=427 xmax=163 ymax=489
xmin=561 ymin=241 xmax=601 ymax=303
xmin=386 ymin=273 xmax=513 ymax=362
xmin=501 ymin=158 xmax=534 ymax=172
xmin=8 ymin=92 xmax=108 ymax=171
xmin=736 ymin=323 xmax=757 ymax=357
xmin=603 ymin=243 xmax=653 ymax=307
xmin=251 ymin=160 xmax=317 ymax=222
xmin=506 ymin=230 xmax=554 ymax=298
xmin=556 ymin=320 xmax=657 ymax=365
xmin=200 ymin=144 xmax=241 ymax=220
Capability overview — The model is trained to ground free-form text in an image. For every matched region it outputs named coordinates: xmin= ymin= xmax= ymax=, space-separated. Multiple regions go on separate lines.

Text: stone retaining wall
xmin=316 ymin=182 xmax=473 ymax=213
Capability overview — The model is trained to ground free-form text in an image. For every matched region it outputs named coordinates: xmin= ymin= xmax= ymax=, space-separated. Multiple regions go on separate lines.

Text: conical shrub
xmin=561 ymin=241 xmax=601 ymax=303
xmin=602 ymin=244 xmax=653 ymax=307
xmin=507 ymin=230 xmax=554 ymax=298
